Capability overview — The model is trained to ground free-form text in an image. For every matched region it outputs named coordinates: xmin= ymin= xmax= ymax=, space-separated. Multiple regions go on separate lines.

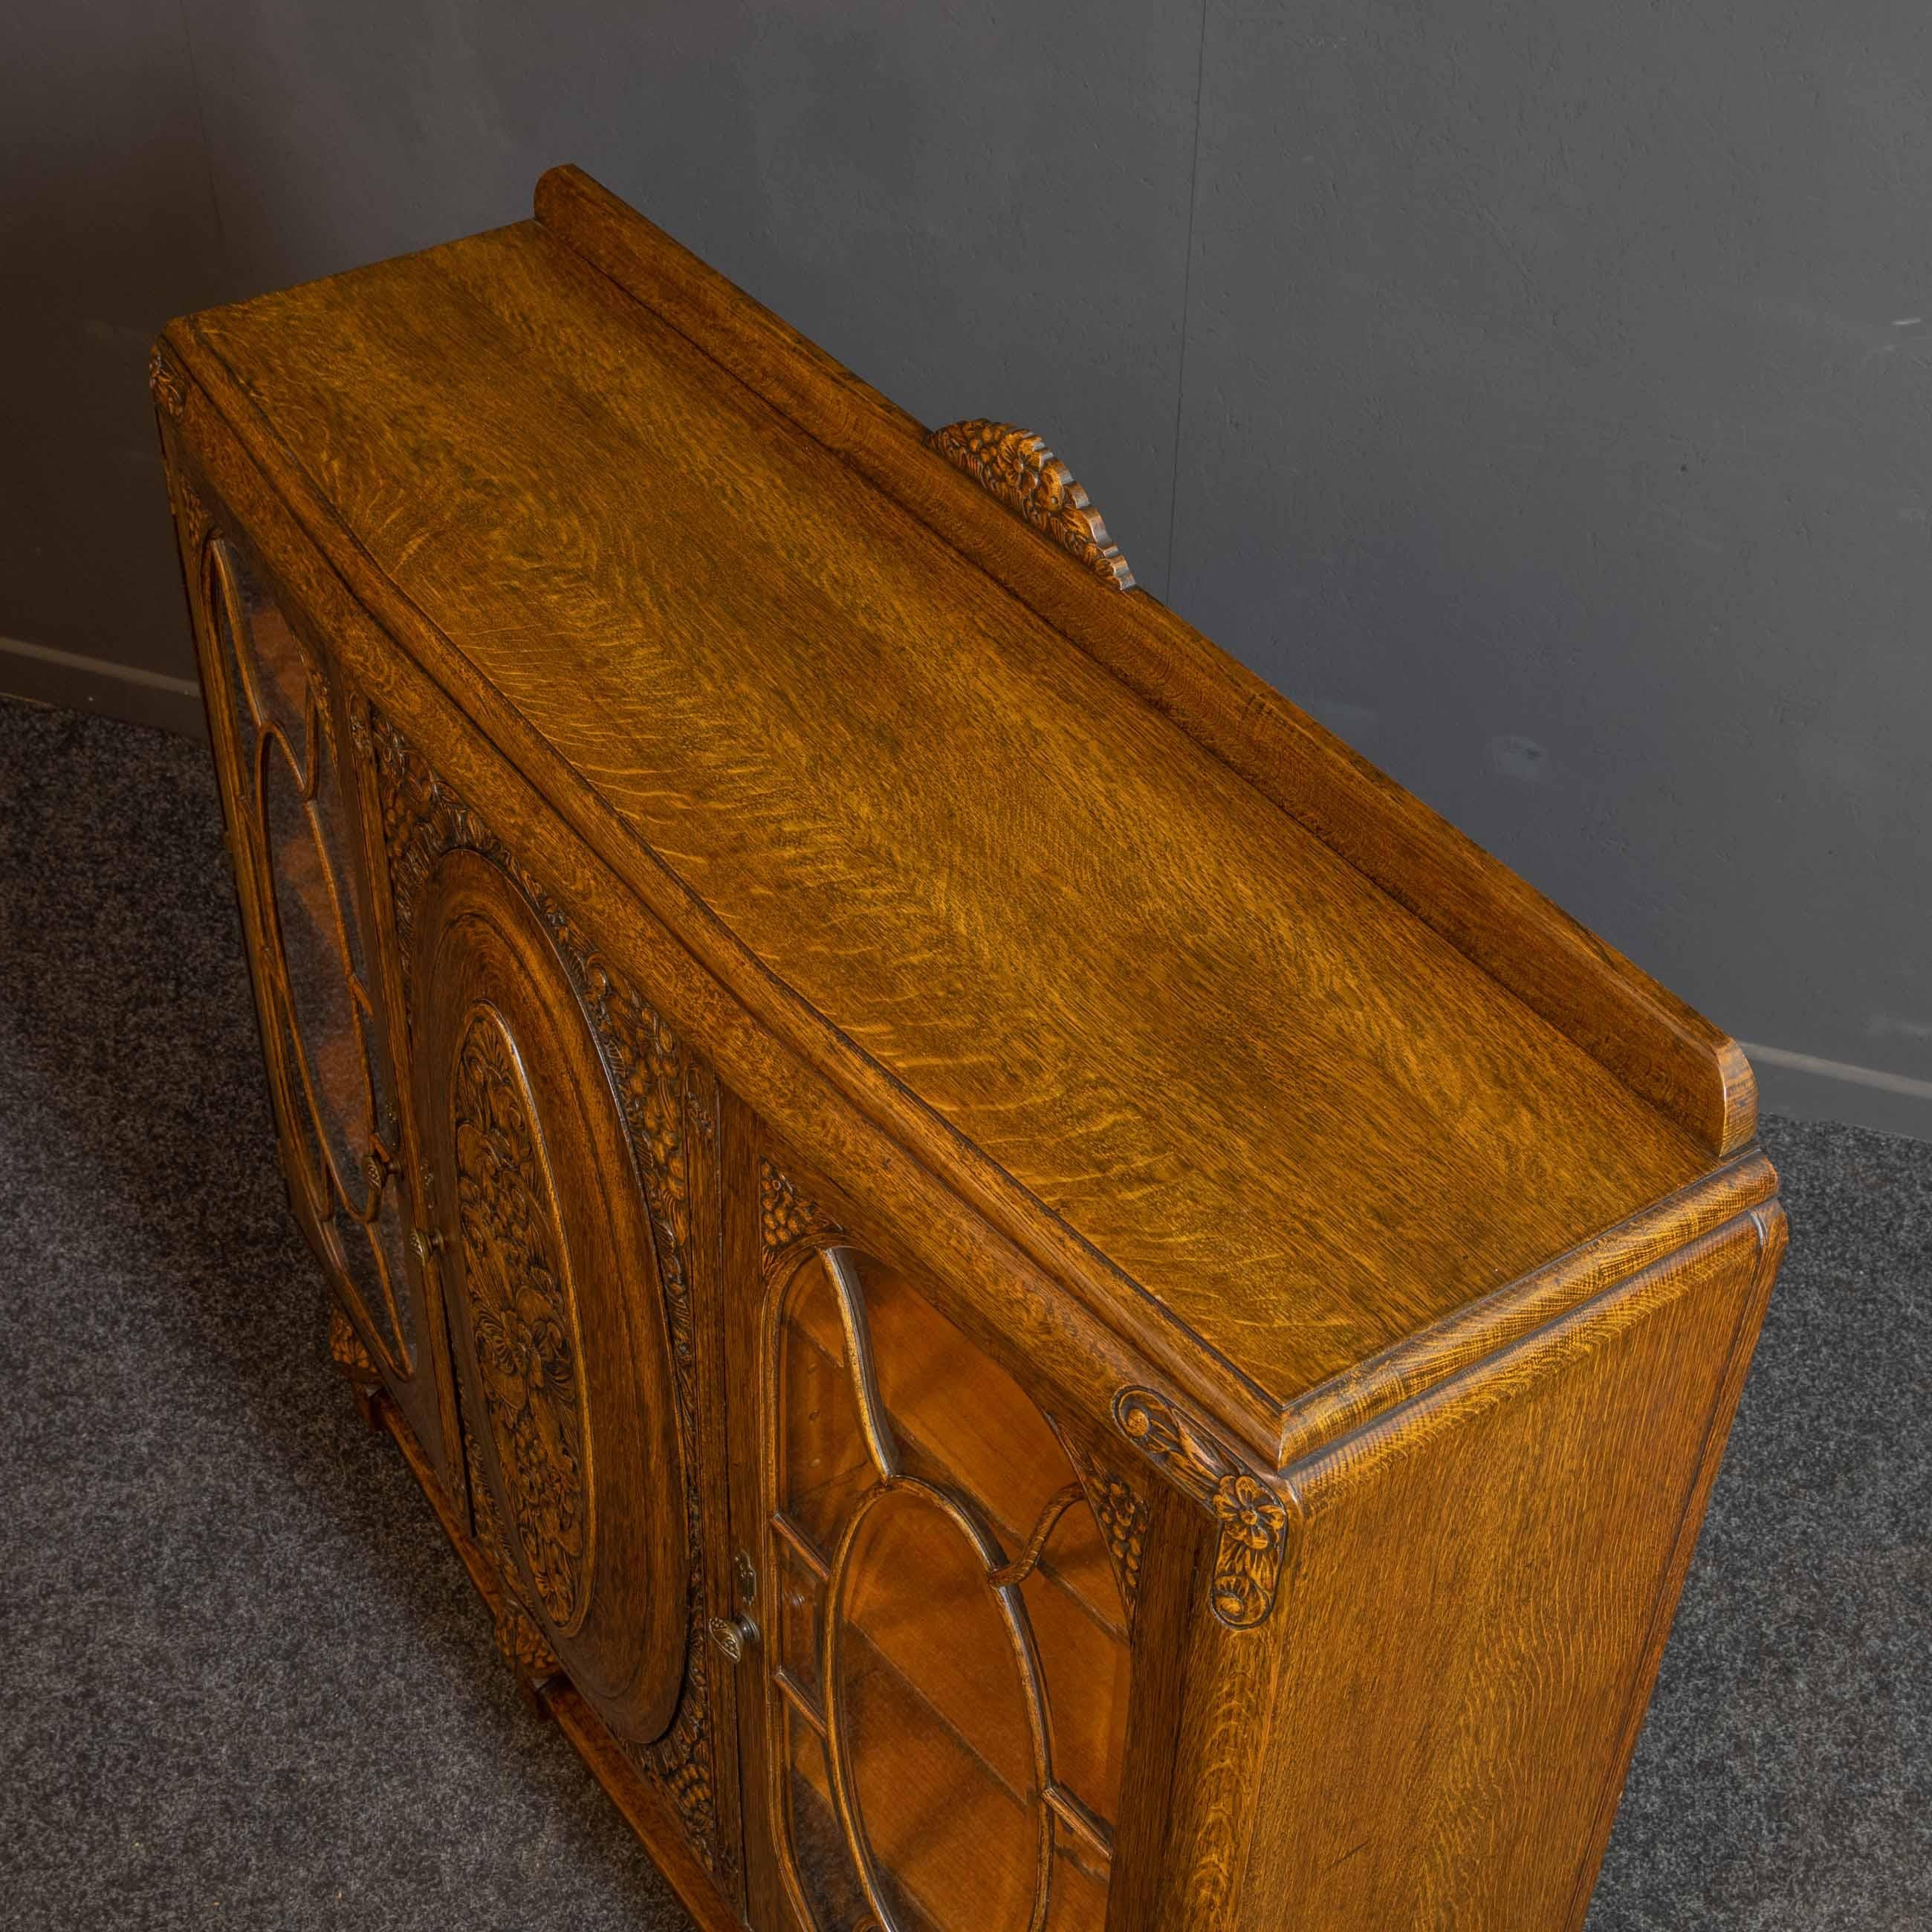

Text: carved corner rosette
xmin=369 ymin=711 xmax=724 ymax=1873
xmin=1112 ymin=1387 xmax=1298 ymax=1630
xmin=927 ymin=418 xmax=1136 ymax=591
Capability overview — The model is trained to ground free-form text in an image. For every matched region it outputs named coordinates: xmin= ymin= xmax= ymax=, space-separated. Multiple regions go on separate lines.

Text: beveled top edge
xmin=1268 ymin=1148 xmax=1777 ymax=1466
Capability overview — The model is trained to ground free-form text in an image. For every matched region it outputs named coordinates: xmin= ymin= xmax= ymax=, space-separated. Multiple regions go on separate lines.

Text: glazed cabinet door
xmin=739 ymin=1153 xmax=1143 ymax=1932
xmin=182 ymin=510 xmax=458 ymax=1487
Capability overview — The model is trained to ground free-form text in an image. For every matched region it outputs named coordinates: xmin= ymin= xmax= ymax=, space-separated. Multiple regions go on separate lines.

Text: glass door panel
xmin=765 ymin=1245 xmax=1132 ymax=1932
xmin=259 ymin=733 xmax=374 ymax=1214
xmin=207 ymin=535 xmax=416 ymax=1379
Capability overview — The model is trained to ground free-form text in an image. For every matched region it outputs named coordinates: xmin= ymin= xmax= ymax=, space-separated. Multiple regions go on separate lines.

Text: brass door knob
xmin=707 ymin=1613 xmax=760 ymax=1664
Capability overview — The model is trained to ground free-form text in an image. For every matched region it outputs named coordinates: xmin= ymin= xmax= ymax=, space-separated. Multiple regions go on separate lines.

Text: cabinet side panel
xmin=1228 ymin=1208 xmax=1780 ymax=1931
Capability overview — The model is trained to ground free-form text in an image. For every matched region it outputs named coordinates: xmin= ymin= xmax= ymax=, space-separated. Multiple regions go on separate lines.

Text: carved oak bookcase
xmin=153 ymin=167 xmax=1786 ymax=1932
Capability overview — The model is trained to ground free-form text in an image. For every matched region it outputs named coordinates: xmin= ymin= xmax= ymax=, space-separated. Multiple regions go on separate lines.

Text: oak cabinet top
xmin=162 ymin=167 xmax=1761 ymax=1463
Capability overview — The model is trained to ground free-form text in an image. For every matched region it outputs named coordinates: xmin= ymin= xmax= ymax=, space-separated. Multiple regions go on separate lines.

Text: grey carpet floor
xmin=0 ymin=695 xmax=1925 ymax=1930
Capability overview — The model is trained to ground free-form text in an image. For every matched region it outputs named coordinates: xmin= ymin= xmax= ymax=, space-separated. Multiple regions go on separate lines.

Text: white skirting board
xmin=1741 ymin=1043 xmax=1932 ymax=1145
xmin=1 ymin=635 xmax=206 ymax=739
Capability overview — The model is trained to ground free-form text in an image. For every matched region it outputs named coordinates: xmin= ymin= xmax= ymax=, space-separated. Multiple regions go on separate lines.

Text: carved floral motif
xmin=495 ymin=1597 xmax=562 ymax=1682
xmin=453 ymin=1008 xmax=591 ymax=1630
xmin=370 ymin=713 xmax=724 ymax=1874
xmin=1068 ymin=1446 xmax=1150 ymax=1626
xmin=465 ymin=1424 xmax=563 ymax=1682
xmin=328 ymin=1303 xmax=380 ymax=1383
xmin=1112 ymin=1387 xmax=1296 ymax=1630
xmin=928 ymin=418 xmax=1136 ymax=591
xmin=759 ymin=1159 xmax=840 ymax=1274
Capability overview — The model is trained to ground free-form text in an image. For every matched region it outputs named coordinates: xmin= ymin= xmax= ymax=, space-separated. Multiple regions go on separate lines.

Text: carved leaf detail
xmin=1112 ymin=1387 xmax=1295 ymax=1630
xmin=759 ymin=1158 xmax=840 ymax=1274
xmin=495 ymin=1598 xmax=561 ymax=1682
xmin=149 ymin=342 xmax=187 ymax=420
xmin=464 ymin=1419 xmax=561 ymax=1684
xmin=1070 ymin=1449 xmax=1150 ymax=1626
xmin=453 ymin=1009 xmax=591 ymax=1631
xmin=328 ymin=1303 xmax=379 ymax=1383
xmin=928 ymin=418 xmax=1136 ymax=591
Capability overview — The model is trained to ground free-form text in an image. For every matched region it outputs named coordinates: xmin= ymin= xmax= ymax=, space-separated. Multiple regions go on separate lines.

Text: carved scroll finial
xmin=1113 ymin=1387 xmax=1295 ymax=1630
xmin=928 ymin=418 xmax=1136 ymax=591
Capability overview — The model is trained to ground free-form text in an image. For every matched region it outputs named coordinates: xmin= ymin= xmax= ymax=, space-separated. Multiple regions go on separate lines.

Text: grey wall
xmin=4 ymin=1 xmax=1927 ymax=1138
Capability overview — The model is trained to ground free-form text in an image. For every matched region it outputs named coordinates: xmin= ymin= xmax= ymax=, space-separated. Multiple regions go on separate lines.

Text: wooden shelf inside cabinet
xmin=760 ymin=1238 xmax=1131 ymax=1930
xmin=157 ymin=164 xmax=1785 ymax=1932
xmin=783 ymin=1273 xmax=1131 ymax=1641
xmin=770 ymin=1473 xmax=1129 ymax=1851
xmin=785 ymin=1650 xmax=1112 ymax=1932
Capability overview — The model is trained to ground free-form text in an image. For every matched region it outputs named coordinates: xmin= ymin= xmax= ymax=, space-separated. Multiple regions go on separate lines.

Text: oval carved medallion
xmin=451 ymin=1005 xmax=594 ymax=1630
xmin=412 ymin=842 xmax=690 ymax=1746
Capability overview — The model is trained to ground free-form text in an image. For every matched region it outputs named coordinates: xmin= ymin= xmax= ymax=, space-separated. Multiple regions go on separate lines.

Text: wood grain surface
xmin=534 ymin=163 xmax=1755 ymax=1163
xmin=1199 ymin=1205 xmax=1786 ymax=1932
xmin=173 ymin=215 xmax=1714 ymax=1428
xmin=155 ymin=166 xmax=1789 ymax=1932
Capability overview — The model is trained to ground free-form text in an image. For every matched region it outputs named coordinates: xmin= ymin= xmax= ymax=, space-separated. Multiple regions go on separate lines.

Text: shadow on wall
xmin=1 ymin=0 xmax=1203 ymax=722
xmin=3 ymin=0 xmax=1928 ymax=1135
xmin=1161 ymin=0 xmax=1932 ymax=1135
xmin=0 ymin=53 xmax=227 ymax=714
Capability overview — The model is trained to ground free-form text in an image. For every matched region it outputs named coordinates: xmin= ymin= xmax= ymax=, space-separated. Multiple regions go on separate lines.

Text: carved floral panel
xmin=452 ymin=1005 xmax=594 ymax=1631
xmin=372 ymin=713 xmax=727 ymax=1876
